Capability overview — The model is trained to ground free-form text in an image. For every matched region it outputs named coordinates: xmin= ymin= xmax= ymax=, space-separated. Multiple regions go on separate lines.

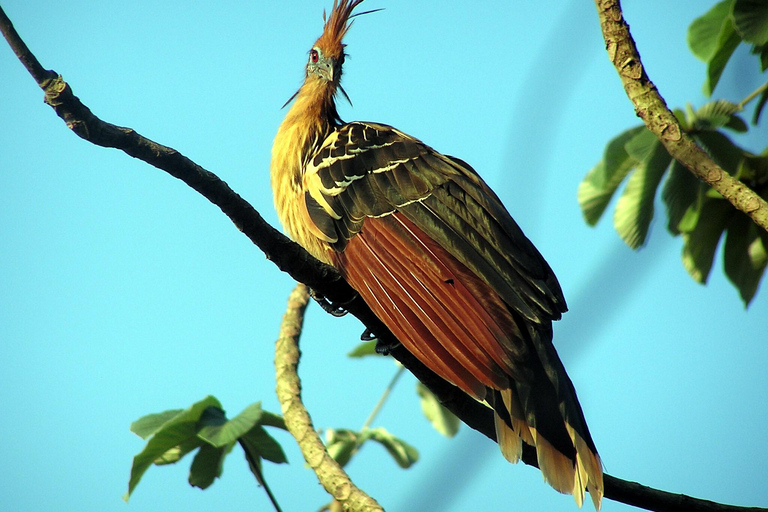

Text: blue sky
xmin=2 ymin=1 xmax=766 ymax=511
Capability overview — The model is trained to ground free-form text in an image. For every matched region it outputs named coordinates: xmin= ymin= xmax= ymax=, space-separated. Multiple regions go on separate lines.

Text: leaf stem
xmin=736 ymin=81 xmax=768 ymax=111
xmin=361 ymin=366 xmax=405 ymax=430
xmin=239 ymin=439 xmax=283 ymax=512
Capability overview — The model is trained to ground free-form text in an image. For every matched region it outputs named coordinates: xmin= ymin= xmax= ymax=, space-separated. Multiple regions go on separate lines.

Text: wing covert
xmin=304 ymin=121 xmax=565 ymax=324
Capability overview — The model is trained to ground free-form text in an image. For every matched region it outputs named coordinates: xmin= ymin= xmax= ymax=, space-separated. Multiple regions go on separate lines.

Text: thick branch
xmin=2 ymin=6 xmax=765 ymax=512
xmin=275 ymin=284 xmax=383 ymax=512
xmin=594 ymin=0 xmax=768 ymax=233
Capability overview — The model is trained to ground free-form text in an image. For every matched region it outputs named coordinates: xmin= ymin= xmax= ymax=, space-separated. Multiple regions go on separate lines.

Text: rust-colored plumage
xmin=271 ymin=1 xmax=604 ymax=508
xmin=314 ymin=0 xmax=361 ymax=59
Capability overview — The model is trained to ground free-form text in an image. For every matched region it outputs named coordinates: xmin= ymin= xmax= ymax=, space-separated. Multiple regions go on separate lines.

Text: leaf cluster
xmin=126 ymin=343 xmax=461 ymax=509
xmin=325 ymin=427 xmax=419 ymax=469
xmin=125 ymin=396 xmax=287 ymax=501
xmin=689 ymin=0 xmax=768 ymax=103
xmin=579 ymin=0 xmax=768 ymax=306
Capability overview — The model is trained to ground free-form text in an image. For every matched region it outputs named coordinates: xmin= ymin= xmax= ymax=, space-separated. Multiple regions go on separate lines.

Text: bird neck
xmin=270 ymin=77 xmax=340 ymax=264
xmin=272 ymin=77 xmax=340 ymax=183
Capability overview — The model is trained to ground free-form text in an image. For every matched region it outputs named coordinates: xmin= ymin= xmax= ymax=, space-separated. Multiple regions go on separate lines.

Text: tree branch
xmin=275 ymin=284 xmax=383 ymax=512
xmin=2 ymin=6 xmax=765 ymax=512
xmin=593 ymin=0 xmax=768 ymax=233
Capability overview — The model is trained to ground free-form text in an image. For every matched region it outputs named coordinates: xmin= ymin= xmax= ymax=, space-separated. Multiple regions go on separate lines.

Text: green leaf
xmin=672 ymin=107 xmax=691 ymax=130
xmin=153 ymin=436 xmax=205 ymax=466
xmin=733 ymin=0 xmax=768 ymax=45
xmin=693 ymin=99 xmax=741 ymax=130
xmin=753 ymin=85 xmax=768 ymax=124
xmin=694 ymin=131 xmax=746 ymax=174
xmin=124 ymin=395 xmax=222 ymax=501
xmin=188 ymin=443 xmax=229 ymax=490
xmin=416 ymin=382 xmax=460 ymax=438
xmin=240 ymin=425 xmax=288 ymax=464
xmin=723 ymin=214 xmax=768 ymax=306
xmin=366 ymin=427 xmax=419 ymax=469
xmin=662 ymin=161 xmax=703 ymax=236
xmin=130 ymin=409 xmax=185 ymax=440
xmin=624 ymin=128 xmax=658 ymax=162
xmin=198 ymin=403 xmax=264 ymax=448
xmin=325 ymin=429 xmax=359 ymax=468
xmin=347 ymin=340 xmax=381 ymax=358
xmin=258 ymin=410 xmax=288 ymax=431
xmin=739 ymin=150 xmax=768 ymax=182
xmin=598 ymin=126 xmax=647 ymax=187
xmin=577 ymin=162 xmax=611 ymax=225
xmin=688 ymin=0 xmax=743 ymax=95
xmin=681 ymin=198 xmax=735 ymax=283
xmin=705 ymin=22 xmax=743 ymax=96
xmin=613 ymin=140 xmax=672 ymax=248
xmin=678 ymin=196 xmax=704 ymax=234
xmin=724 ymin=114 xmax=749 ymax=133
xmin=688 ymin=0 xmax=735 ymax=61
xmin=578 ymin=126 xmax=645 ymax=225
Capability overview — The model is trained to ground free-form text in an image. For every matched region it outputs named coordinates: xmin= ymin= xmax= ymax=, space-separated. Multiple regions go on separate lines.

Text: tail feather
xmin=488 ymin=326 xmax=603 ymax=509
xmin=494 ymin=411 xmax=522 ymax=463
xmin=530 ymin=426 xmax=581 ymax=506
xmin=567 ymin=423 xmax=604 ymax=510
xmin=499 ymin=388 xmax=535 ymax=446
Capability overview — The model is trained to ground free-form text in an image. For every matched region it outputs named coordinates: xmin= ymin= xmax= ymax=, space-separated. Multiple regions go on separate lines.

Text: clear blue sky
xmin=2 ymin=1 xmax=766 ymax=511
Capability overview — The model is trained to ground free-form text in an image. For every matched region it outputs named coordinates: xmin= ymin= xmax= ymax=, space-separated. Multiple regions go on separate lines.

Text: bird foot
xmin=309 ymin=288 xmax=352 ymax=317
xmin=360 ymin=328 xmax=400 ymax=355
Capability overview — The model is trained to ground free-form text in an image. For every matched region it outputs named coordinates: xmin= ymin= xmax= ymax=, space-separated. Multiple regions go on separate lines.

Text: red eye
xmin=310 ymin=49 xmax=319 ymax=64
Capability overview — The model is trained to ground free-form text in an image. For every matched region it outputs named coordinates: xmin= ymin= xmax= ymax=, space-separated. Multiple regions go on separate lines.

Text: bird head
xmin=307 ymin=0 xmax=366 ymax=84
xmin=282 ymin=1 xmax=380 ymax=109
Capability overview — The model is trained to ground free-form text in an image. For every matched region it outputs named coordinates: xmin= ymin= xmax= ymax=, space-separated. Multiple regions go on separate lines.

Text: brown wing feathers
xmin=304 ymin=121 xmax=603 ymax=507
xmin=337 ymin=213 xmax=514 ymax=397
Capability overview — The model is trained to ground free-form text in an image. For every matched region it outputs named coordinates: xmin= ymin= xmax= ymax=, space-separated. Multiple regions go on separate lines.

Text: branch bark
xmin=2 ymin=6 xmax=765 ymax=512
xmin=593 ymin=0 xmax=768 ymax=233
xmin=275 ymin=284 xmax=383 ymax=512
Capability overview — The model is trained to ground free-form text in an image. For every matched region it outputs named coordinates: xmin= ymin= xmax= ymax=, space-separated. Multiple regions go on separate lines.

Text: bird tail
xmin=491 ymin=325 xmax=603 ymax=510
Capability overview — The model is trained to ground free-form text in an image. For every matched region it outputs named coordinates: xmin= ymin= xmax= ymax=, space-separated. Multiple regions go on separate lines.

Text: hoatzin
xmin=270 ymin=0 xmax=603 ymax=508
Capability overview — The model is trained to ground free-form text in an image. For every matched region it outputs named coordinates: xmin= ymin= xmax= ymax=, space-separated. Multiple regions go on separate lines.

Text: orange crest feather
xmin=314 ymin=0 xmax=366 ymax=59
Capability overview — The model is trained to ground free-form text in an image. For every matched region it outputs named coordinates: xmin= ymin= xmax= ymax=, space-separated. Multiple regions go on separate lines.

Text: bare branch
xmin=2 ymin=6 xmax=765 ymax=512
xmin=274 ymin=284 xmax=383 ymax=512
xmin=593 ymin=0 xmax=768 ymax=233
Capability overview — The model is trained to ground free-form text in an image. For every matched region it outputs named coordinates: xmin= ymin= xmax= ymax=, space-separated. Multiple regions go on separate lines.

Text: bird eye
xmin=310 ymin=49 xmax=319 ymax=64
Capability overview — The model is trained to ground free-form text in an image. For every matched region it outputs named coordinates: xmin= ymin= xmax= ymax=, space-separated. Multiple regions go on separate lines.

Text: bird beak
xmin=317 ymin=60 xmax=335 ymax=82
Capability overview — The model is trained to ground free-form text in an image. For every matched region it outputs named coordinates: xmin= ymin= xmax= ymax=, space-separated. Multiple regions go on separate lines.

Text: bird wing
xmin=303 ymin=121 xmax=602 ymax=505
xmin=303 ymin=121 xmax=566 ymax=324
xmin=302 ymin=121 xmax=570 ymax=397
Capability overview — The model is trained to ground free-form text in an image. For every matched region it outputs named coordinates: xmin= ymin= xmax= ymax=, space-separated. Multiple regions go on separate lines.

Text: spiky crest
xmin=313 ymin=0 xmax=366 ymax=59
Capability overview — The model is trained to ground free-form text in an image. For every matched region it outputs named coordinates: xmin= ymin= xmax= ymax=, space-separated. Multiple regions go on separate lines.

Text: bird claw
xmin=360 ymin=328 xmax=400 ymax=356
xmin=309 ymin=288 xmax=351 ymax=317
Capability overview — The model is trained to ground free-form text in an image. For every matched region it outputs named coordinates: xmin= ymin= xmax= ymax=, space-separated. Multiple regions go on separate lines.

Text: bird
xmin=270 ymin=1 xmax=603 ymax=508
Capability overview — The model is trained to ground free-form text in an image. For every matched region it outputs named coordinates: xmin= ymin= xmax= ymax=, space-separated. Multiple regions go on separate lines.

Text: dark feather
xmin=303 ymin=121 xmax=601 ymax=503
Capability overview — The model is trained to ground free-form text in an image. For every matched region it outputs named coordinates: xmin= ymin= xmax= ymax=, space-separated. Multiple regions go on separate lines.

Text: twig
xmin=2 ymin=6 xmax=765 ymax=511
xmin=274 ymin=284 xmax=384 ymax=512
xmin=736 ymin=81 xmax=768 ymax=112
xmin=593 ymin=0 xmax=768 ymax=233
xmin=361 ymin=367 xmax=405 ymax=431
xmin=603 ymin=475 xmax=767 ymax=512
xmin=0 ymin=7 xmax=55 ymax=83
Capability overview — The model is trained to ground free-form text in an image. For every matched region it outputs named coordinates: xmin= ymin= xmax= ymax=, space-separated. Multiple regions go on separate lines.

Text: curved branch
xmin=275 ymin=284 xmax=383 ymax=512
xmin=593 ymin=0 xmax=768 ymax=233
xmin=2 ymin=6 xmax=765 ymax=512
